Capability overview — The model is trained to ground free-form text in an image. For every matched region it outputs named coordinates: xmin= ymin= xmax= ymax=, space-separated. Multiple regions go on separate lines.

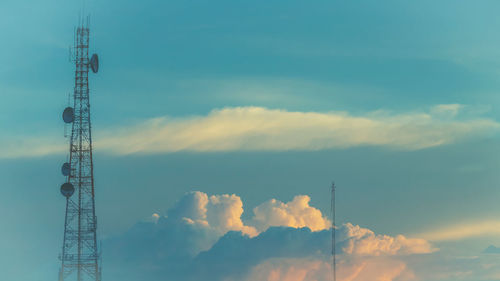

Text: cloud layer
xmin=98 ymin=105 xmax=498 ymax=154
xmin=2 ymin=105 xmax=498 ymax=158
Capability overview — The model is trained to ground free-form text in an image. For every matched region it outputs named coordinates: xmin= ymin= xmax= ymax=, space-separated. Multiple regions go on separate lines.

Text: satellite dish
xmin=90 ymin=54 xmax=99 ymax=73
xmin=60 ymin=182 xmax=75 ymax=198
xmin=61 ymin=162 xmax=71 ymax=176
xmin=63 ymin=107 xmax=74 ymax=123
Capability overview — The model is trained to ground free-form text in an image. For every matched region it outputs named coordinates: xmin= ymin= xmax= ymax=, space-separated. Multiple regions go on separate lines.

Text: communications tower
xmin=59 ymin=16 xmax=101 ymax=281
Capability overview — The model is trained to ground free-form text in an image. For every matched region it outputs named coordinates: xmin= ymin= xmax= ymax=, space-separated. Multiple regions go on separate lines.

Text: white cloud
xmin=251 ymin=195 xmax=331 ymax=232
xmin=97 ymin=106 xmax=498 ymax=154
xmin=166 ymin=191 xmax=258 ymax=237
xmin=340 ymin=223 xmax=436 ymax=256
xmin=2 ymin=105 xmax=498 ymax=158
xmin=134 ymin=192 xmax=435 ymax=257
xmin=206 ymin=194 xmax=258 ymax=237
xmin=159 ymin=193 xmax=329 ymax=240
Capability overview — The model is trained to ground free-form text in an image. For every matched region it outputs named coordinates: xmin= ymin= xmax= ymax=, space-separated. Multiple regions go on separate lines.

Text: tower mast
xmin=59 ymin=16 xmax=100 ymax=281
xmin=331 ymin=182 xmax=336 ymax=281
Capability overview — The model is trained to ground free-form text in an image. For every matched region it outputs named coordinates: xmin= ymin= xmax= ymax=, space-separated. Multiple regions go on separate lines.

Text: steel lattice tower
xmin=59 ymin=17 xmax=101 ymax=281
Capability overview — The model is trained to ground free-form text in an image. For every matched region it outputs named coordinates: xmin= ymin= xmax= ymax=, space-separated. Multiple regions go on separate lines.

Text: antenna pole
xmin=331 ymin=182 xmax=336 ymax=281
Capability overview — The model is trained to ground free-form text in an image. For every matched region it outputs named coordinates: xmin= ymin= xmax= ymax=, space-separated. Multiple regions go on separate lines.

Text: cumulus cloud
xmin=161 ymin=192 xmax=331 ymax=238
xmin=104 ymin=192 xmax=255 ymax=266
xmin=251 ymin=195 xmax=330 ymax=232
xmin=339 ymin=223 xmax=436 ymax=256
xmin=103 ymin=191 xmax=436 ymax=281
xmin=2 ymin=105 xmax=498 ymax=158
xmin=103 ymin=191 xmax=500 ymax=281
xmin=164 ymin=191 xmax=257 ymax=238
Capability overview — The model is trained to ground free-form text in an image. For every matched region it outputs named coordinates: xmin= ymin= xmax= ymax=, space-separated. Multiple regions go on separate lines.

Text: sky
xmin=1 ymin=0 xmax=500 ymax=280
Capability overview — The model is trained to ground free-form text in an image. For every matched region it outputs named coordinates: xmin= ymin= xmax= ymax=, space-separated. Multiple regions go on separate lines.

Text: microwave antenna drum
xmin=60 ymin=182 xmax=75 ymax=198
xmin=61 ymin=162 xmax=71 ymax=176
xmin=90 ymin=54 xmax=99 ymax=73
xmin=62 ymin=107 xmax=74 ymax=123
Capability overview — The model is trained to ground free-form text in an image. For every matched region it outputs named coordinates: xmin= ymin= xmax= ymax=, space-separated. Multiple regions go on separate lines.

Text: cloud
xmin=408 ymin=253 xmax=500 ymax=281
xmin=164 ymin=191 xmax=258 ymax=239
xmin=0 ymin=137 xmax=65 ymax=158
xmin=484 ymin=245 xmax=500 ymax=254
xmin=251 ymin=195 xmax=330 ymax=232
xmin=103 ymin=191 xmax=435 ymax=281
xmin=2 ymin=105 xmax=498 ymax=158
xmin=168 ymin=193 xmax=330 ymax=236
xmin=340 ymin=223 xmax=436 ymax=256
xmin=244 ymin=256 xmax=418 ymax=281
xmin=104 ymin=192 xmax=255 ymax=265
xmin=203 ymin=193 xmax=258 ymax=237
xmin=244 ymin=258 xmax=331 ymax=281
xmin=97 ymin=106 xmax=498 ymax=154
xmin=339 ymin=257 xmax=415 ymax=281
xmin=430 ymin=104 xmax=464 ymax=117
xmin=104 ymin=190 xmax=500 ymax=281
xmin=416 ymin=220 xmax=500 ymax=241
xmin=246 ymin=257 xmax=415 ymax=281
xmin=190 ymin=225 xmax=428 ymax=281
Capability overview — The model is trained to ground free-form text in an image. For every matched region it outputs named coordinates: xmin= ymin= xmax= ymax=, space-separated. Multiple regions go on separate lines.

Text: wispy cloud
xmin=93 ymin=105 xmax=500 ymax=154
xmin=1 ymin=105 xmax=498 ymax=158
xmin=417 ymin=220 xmax=500 ymax=242
xmin=1 ymin=137 xmax=66 ymax=159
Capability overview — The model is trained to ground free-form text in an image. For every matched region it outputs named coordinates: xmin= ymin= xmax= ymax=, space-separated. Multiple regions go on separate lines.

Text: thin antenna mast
xmin=331 ymin=182 xmax=336 ymax=281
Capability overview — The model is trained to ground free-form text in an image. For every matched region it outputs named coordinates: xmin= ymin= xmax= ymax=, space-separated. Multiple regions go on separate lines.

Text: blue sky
xmin=2 ymin=0 xmax=500 ymax=280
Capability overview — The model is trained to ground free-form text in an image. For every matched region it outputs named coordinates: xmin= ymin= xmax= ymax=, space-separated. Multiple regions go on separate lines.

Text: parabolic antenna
xmin=60 ymin=182 xmax=75 ymax=198
xmin=90 ymin=54 xmax=99 ymax=73
xmin=62 ymin=107 xmax=74 ymax=123
xmin=61 ymin=162 xmax=71 ymax=176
